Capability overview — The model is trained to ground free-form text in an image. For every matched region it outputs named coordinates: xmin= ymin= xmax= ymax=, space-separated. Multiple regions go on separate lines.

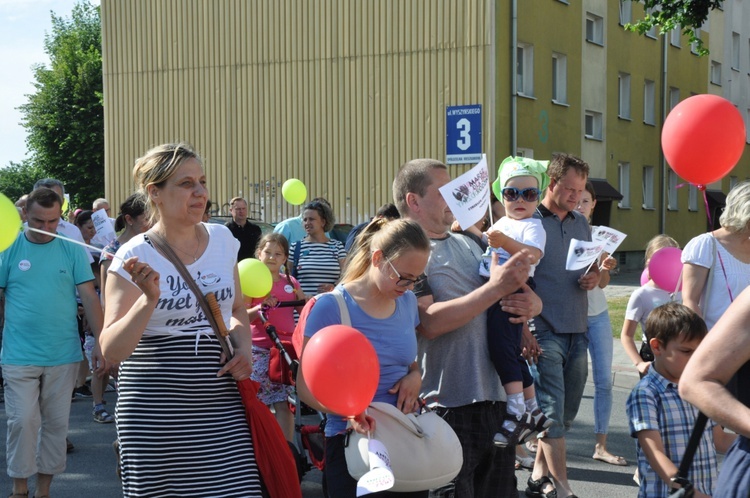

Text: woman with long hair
xmin=297 ymin=218 xmax=431 ymax=497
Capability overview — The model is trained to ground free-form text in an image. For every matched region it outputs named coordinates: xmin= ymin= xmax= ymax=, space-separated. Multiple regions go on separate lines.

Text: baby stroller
xmin=257 ymin=301 xmax=327 ymax=481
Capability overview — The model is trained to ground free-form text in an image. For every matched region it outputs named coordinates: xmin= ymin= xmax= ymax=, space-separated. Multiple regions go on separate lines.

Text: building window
xmin=732 ymin=32 xmax=740 ymax=70
xmin=730 ymin=175 xmax=739 ymax=190
xmin=552 ymin=53 xmax=567 ymax=104
xmin=586 ymin=13 xmax=604 ymax=45
xmin=668 ymin=170 xmax=679 ymax=211
xmin=585 ymin=111 xmax=603 ymax=140
xmin=669 ymin=87 xmax=680 ymax=111
xmin=644 ymin=80 xmax=655 ymax=125
xmin=619 ymin=73 xmax=631 ymax=119
xmin=517 ymin=43 xmax=534 ymax=97
xmin=618 ymin=162 xmax=631 ymax=208
xmin=642 ymin=165 xmax=655 ymax=209
xmin=710 ymin=61 xmax=722 ymax=85
xmin=670 ymin=24 xmax=681 ymax=47
xmin=688 ymin=184 xmax=699 ymax=212
xmin=619 ymin=0 xmax=632 ymax=25
xmin=691 ymin=28 xmax=701 ymax=54
xmin=516 ymin=147 xmax=534 ymax=158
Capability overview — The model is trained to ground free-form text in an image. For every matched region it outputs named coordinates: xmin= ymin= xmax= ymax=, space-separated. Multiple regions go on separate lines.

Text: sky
xmin=0 ymin=0 xmax=94 ymax=169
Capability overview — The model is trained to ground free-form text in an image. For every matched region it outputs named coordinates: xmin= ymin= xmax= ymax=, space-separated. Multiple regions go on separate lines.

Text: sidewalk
xmin=591 ymin=270 xmax=641 ymax=391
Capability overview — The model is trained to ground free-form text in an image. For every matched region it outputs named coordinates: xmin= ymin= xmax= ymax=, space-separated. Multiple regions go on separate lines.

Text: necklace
xmin=164 ymin=226 xmax=202 ymax=262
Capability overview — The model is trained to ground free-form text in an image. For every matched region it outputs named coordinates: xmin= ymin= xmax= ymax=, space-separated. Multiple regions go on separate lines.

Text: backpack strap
xmin=330 ymin=287 xmax=351 ymax=326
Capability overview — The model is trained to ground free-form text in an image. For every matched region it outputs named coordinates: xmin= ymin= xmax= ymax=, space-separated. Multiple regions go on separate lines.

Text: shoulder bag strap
xmin=330 ymin=287 xmax=351 ymax=326
xmin=147 ymin=230 xmax=234 ymax=359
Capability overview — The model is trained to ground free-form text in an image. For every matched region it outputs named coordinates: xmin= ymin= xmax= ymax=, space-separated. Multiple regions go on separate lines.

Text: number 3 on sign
xmin=457 ymin=118 xmax=471 ymax=151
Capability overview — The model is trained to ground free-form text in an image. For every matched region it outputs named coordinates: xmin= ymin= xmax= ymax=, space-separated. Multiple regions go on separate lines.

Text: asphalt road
xmin=0 ymin=381 xmax=645 ymax=498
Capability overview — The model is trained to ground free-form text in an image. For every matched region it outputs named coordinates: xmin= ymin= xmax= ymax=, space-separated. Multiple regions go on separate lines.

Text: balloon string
xmin=702 ymin=188 xmax=713 ymax=230
xmin=26 ymin=227 xmax=124 ymax=262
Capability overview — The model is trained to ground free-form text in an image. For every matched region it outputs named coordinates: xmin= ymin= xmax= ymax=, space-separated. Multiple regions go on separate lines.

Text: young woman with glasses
xmin=297 ymin=218 xmax=431 ymax=497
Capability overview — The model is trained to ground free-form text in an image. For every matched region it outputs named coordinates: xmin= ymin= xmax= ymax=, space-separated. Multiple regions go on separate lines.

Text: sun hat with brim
xmin=491 ymin=156 xmax=550 ymax=200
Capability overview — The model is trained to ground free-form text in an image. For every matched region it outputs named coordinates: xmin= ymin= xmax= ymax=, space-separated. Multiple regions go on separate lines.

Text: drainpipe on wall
xmin=511 ymin=0 xmax=518 ymax=155
xmin=487 ymin=0 xmax=496 ymax=167
xmin=659 ymin=34 xmax=668 ymax=234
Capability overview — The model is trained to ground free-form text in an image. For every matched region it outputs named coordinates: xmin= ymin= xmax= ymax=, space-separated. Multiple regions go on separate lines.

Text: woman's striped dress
xmin=110 ymin=224 xmax=263 ymax=497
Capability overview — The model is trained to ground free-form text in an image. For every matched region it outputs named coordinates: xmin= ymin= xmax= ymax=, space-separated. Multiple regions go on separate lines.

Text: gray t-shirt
xmin=533 ymin=205 xmax=591 ymax=333
xmin=415 ymin=233 xmax=504 ymax=408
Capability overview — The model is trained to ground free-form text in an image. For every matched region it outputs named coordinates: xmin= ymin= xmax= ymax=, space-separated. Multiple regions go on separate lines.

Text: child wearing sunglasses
xmin=480 ymin=156 xmax=552 ymax=448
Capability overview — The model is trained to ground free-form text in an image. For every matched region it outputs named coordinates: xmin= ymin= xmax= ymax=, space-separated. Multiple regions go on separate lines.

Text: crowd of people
xmin=1 ymin=144 xmax=749 ymax=498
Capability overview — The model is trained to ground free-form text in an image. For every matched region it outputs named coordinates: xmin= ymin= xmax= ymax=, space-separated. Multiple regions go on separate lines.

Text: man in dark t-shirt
xmin=224 ymin=197 xmax=261 ymax=261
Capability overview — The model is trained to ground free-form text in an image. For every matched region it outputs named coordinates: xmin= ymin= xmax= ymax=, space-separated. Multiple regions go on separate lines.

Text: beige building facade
xmin=102 ymin=0 xmax=750 ymax=259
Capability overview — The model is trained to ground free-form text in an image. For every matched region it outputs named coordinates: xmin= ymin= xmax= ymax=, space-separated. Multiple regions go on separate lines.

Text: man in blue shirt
xmin=0 ymin=187 xmax=103 ymax=498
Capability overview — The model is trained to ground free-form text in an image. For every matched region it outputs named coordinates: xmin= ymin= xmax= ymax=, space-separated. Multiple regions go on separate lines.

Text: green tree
xmin=19 ymin=1 xmax=103 ymax=208
xmin=0 ymin=160 xmax=45 ymax=203
xmin=628 ymin=0 xmax=724 ymax=56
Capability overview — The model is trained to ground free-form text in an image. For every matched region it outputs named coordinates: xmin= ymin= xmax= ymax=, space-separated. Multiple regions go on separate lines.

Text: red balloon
xmin=301 ymin=325 xmax=379 ymax=416
xmin=662 ymin=94 xmax=746 ymax=186
xmin=648 ymin=247 xmax=683 ymax=293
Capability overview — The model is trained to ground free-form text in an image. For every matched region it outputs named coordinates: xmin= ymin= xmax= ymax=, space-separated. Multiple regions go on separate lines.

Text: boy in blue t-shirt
xmin=626 ymin=302 xmax=736 ymax=498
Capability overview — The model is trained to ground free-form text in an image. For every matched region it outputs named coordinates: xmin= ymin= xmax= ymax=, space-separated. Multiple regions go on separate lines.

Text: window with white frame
xmin=688 ymin=184 xmax=698 ymax=211
xmin=618 ymin=162 xmax=631 ymax=208
xmin=644 ymin=80 xmax=655 ymax=125
xmin=552 ymin=53 xmax=568 ymax=104
xmin=669 ymin=87 xmax=680 ymax=111
xmin=516 ymin=147 xmax=534 ymax=158
xmin=642 ymin=165 xmax=655 ymax=209
xmin=691 ymin=28 xmax=701 ymax=54
xmin=732 ymin=32 xmax=740 ymax=70
xmin=710 ymin=61 xmax=722 ymax=85
xmin=619 ymin=0 xmax=632 ymax=25
xmin=668 ymin=170 xmax=679 ymax=210
xmin=517 ymin=43 xmax=534 ymax=97
xmin=585 ymin=111 xmax=603 ymax=140
xmin=586 ymin=13 xmax=604 ymax=45
xmin=619 ymin=73 xmax=631 ymax=119
xmin=730 ymin=175 xmax=739 ymax=190
xmin=670 ymin=24 xmax=681 ymax=47
xmin=645 ymin=8 xmax=657 ymax=38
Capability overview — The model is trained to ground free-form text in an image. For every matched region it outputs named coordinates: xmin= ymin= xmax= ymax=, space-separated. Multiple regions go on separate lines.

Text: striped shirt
xmin=626 ymin=367 xmax=717 ymax=498
xmin=290 ymin=239 xmax=346 ymax=296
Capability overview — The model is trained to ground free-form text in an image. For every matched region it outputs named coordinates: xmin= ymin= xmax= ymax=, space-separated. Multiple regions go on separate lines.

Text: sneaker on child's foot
xmin=493 ymin=412 xmax=532 ymax=448
xmin=93 ymin=406 xmax=114 ymax=424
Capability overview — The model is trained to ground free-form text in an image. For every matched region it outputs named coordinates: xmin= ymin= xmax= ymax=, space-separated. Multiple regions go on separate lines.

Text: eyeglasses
xmin=384 ymin=257 xmax=424 ymax=287
xmin=501 ymin=187 xmax=540 ymax=203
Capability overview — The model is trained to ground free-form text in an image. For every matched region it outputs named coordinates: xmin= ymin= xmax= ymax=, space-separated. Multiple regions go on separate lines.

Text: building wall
xmin=514 ymin=0 xmax=582 ymax=161
xmin=101 ymin=1 xmax=750 ymax=254
xmin=102 ymin=0 xmax=492 ymax=224
xmin=605 ymin=1 xmax=665 ymax=253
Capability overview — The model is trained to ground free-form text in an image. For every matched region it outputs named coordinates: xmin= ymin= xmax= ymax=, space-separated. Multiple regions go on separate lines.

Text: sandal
xmin=494 ymin=412 xmax=533 ymax=448
xmin=592 ymin=451 xmax=628 ymax=466
xmin=525 ymin=475 xmax=557 ymax=498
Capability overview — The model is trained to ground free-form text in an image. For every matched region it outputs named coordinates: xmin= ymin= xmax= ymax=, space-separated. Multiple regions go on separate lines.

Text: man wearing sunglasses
xmin=393 ymin=158 xmax=543 ymax=498
xmin=525 ymin=153 xmax=601 ymax=498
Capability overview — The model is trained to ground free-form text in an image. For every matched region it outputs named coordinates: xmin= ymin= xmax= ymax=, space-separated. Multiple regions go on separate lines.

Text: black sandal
xmin=525 ymin=475 xmax=557 ymax=498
